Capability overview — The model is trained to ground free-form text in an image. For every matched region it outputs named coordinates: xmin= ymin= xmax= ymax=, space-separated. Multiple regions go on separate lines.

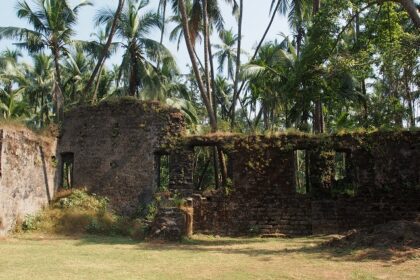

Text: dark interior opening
xmin=294 ymin=150 xmax=310 ymax=194
xmin=193 ymin=146 xmax=217 ymax=191
xmin=334 ymin=151 xmax=347 ymax=181
xmin=332 ymin=150 xmax=356 ymax=196
xmin=156 ymin=153 xmax=170 ymax=191
xmin=193 ymin=146 xmax=230 ymax=191
xmin=61 ymin=152 xmax=74 ymax=189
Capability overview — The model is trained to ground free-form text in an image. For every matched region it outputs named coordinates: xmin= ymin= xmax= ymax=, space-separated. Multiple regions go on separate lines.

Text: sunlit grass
xmin=0 ymin=234 xmax=418 ymax=280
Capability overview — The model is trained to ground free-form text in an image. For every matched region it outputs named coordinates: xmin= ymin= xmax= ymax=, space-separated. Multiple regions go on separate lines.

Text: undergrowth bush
xmin=17 ymin=188 xmax=148 ymax=240
xmin=136 ymin=191 xmax=186 ymax=222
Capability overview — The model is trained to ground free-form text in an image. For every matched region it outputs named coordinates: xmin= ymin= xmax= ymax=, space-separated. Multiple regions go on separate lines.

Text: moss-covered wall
xmin=170 ymin=131 xmax=420 ymax=236
xmin=57 ymin=100 xmax=420 ymax=234
xmin=59 ymin=98 xmax=185 ymax=215
xmin=6 ymin=100 xmax=418 ymax=237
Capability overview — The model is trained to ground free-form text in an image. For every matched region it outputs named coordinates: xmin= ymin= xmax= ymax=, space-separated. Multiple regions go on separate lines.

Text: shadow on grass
xmin=75 ymin=234 xmax=269 ymax=247
xmin=73 ymin=234 xmax=419 ymax=264
xmin=285 ymin=243 xmax=419 ymax=263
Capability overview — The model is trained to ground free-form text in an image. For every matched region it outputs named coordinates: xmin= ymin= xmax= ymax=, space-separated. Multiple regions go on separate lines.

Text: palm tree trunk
xmin=404 ymin=69 xmax=416 ymax=127
xmin=203 ymin=0 xmax=228 ymax=187
xmin=92 ymin=60 xmax=106 ymax=103
xmin=203 ymin=0 xmax=213 ymax=110
xmin=208 ymin=36 xmax=217 ymax=121
xmin=252 ymin=0 xmax=281 ymax=62
xmin=129 ymin=43 xmax=139 ymax=96
xmin=52 ymin=45 xmax=62 ymax=89
xmin=231 ymin=0 xmax=243 ymax=130
xmin=361 ymin=80 xmax=368 ymax=127
xmin=212 ymin=146 xmax=220 ymax=189
xmin=178 ymin=0 xmax=217 ymax=129
xmin=40 ymin=91 xmax=45 ymax=128
xmin=84 ymin=0 xmax=125 ymax=95
xmin=157 ymin=0 xmax=167 ymax=70
xmin=312 ymin=0 xmax=324 ymax=133
xmin=51 ymin=43 xmax=64 ymax=123
xmin=230 ymin=0 xmax=281 ymax=124
xmin=296 ymin=26 xmax=304 ymax=57
xmin=313 ymin=0 xmax=320 ymax=14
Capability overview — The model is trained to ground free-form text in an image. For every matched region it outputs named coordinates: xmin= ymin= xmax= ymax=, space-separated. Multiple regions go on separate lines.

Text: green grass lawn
xmin=0 ymin=234 xmax=418 ymax=280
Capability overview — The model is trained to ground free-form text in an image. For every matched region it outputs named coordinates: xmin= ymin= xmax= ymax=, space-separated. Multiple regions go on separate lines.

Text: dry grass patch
xmin=0 ymin=234 xmax=418 ymax=280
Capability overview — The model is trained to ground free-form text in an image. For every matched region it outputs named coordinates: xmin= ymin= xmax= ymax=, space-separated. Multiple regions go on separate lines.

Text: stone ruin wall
xmin=170 ymin=132 xmax=420 ymax=236
xmin=58 ymin=99 xmax=185 ymax=216
xmin=1 ymin=99 xmax=419 ymax=237
xmin=0 ymin=126 xmax=57 ymax=236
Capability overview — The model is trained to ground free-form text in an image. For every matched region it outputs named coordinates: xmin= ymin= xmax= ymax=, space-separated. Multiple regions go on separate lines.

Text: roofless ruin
xmin=1 ymin=98 xmax=419 ymax=238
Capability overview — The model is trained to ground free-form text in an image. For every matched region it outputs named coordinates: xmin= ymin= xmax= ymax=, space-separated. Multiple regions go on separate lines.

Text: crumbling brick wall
xmin=58 ymin=98 xmax=185 ymax=215
xmin=1 ymin=101 xmax=418 ymax=237
xmin=0 ymin=126 xmax=57 ymax=236
xmin=173 ymin=131 xmax=420 ymax=236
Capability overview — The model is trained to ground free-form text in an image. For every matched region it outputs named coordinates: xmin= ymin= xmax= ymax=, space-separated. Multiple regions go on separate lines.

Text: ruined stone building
xmin=1 ymin=98 xmax=419 ymax=236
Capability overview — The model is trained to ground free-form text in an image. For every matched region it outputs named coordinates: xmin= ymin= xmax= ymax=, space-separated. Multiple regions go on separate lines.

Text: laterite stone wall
xmin=59 ymin=98 xmax=185 ymax=215
xmin=0 ymin=126 xmax=57 ymax=236
xmin=172 ymin=132 xmax=420 ymax=236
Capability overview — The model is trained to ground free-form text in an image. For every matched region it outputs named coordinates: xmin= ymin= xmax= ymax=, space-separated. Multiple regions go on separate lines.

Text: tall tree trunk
xmin=394 ymin=0 xmax=420 ymax=28
xmin=203 ymin=0 xmax=228 ymax=187
xmin=203 ymin=0 xmax=213 ymax=110
xmin=300 ymin=102 xmax=310 ymax=132
xmin=129 ymin=44 xmax=139 ymax=97
xmin=404 ymin=69 xmax=416 ymax=127
xmin=40 ymin=91 xmax=45 ymax=128
xmin=361 ymin=80 xmax=368 ymax=127
xmin=212 ymin=146 xmax=220 ymax=189
xmin=178 ymin=0 xmax=217 ymax=129
xmin=231 ymin=0 xmax=243 ymax=130
xmin=356 ymin=8 xmax=368 ymax=127
xmin=84 ymin=0 xmax=125 ymax=95
xmin=312 ymin=0 xmax=324 ymax=133
xmin=51 ymin=44 xmax=64 ymax=123
xmin=251 ymin=0 xmax=281 ymax=62
xmin=157 ymin=0 xmax=167 ymax=70
xmin=230 ymin=0 xmax=281 ymax=124
xmin=92 ymin=59 xmax=106 ymax=104
xmin=313 ymin=0 xmax=320 ymax=14
xmin=52 ymin=45 xmax=62 ymax=90
xmin=296 ymin=26 xmax=303 ymax=57
xmin=313 ymin=94 xmax=324 ymax=133
xmin=207 ymin=35 xmax=217 ymax=121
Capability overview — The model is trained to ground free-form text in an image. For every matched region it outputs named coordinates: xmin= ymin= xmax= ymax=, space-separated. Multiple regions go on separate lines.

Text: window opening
xmin=61 ymin=153 xmax=74 ymax=189
xmin=157 ymin=154 xmax=170 ymax=191
xmin=294 ymin=150 xmax=309 ymax=194
xmin=334 ymin=152 xmax=346 ymax=181
xmin=193 ymin=146 xmax=230 ymax=191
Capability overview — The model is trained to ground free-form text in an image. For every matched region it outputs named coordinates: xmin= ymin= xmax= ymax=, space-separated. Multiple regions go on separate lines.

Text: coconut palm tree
xmin=213 ymin=29 xmax=238 ymax=80
xmin=169 ymin=0 xmax=204 ymax=50
xmin=62 ymin=45 xmax=94 ymax=104
xmin=96 ymin=0 xmax=175 ymax=97
xmin=84 ymin=0 xmax=125 ymax=96
xmin=0 ymin=52 xmax=29 ymax=120
xmin=0 ymin=0 xmax=92 ymax=91
xmin=78 ymin=29 xmax=119 ymax=103
xmin=0 ymin=89 xmax=30 ymax=120
xmin=0 ymin=52 xmax=54 ymax=126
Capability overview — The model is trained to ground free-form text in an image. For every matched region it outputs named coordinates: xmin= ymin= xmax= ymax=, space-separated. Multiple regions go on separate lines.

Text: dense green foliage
xmin=0 ymin=1 xmax=419 ymax=188
xmin=0 ymin=0 xmax=418 ymax=132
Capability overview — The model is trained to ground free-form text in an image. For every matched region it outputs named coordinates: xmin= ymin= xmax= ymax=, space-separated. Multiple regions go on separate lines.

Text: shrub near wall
xmin=17 ymin=189 xmax=148 ymax=239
